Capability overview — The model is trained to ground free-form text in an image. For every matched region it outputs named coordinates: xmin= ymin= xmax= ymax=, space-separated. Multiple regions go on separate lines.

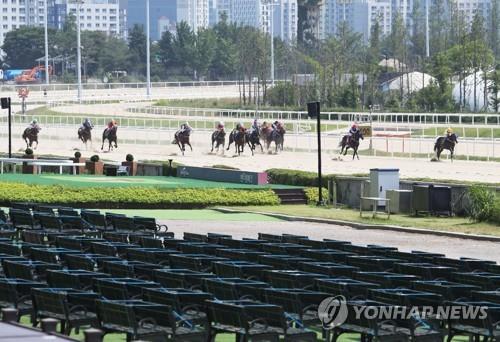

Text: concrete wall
xmin=334 ymin=176 xmax=500 ymax=215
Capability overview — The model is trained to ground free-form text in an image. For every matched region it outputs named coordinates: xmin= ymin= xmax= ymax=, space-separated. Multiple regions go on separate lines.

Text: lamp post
xmin=267 ymin=0 xmax=278 ymax=86
xmin=70 ymin=0 xmax=85 ymax=102
xmin=44 ymin=0 xmax=50 ymax=85
xmin=146 ymin=0 xmax=151 ymax=97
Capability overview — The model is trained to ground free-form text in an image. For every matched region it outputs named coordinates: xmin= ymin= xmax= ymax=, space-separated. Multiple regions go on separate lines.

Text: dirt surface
xmin=162 ymin=219 xmax=500 ymax=262
xmin=2 ymin=124 xmax=498 ymax=183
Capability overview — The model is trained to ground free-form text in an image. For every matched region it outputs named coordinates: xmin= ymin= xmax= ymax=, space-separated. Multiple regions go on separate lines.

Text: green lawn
xmin=0 ymin=174 xmax=297 ymax=190
xmin=104 ymin=209 xmax=281 ymax=222
xmin=17 ymin=106 xmax=346 ymax=134
xmin=413 ymin=126 xmax=500 ymax=138
xmin=231 ymin=205 xmax=500 ymax=236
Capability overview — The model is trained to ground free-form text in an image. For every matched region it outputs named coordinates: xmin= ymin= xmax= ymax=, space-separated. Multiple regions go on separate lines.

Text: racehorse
xmin=78 ymin=125 xmax=93 ymax=148
xmin=434 ymin=133 xmax=458 ymax=161
xmin=101 ymin=125 xmax=118 ymax=151
xmin=173 ymin=130 xmax=193 ymax=156
xmin=227 ymin=129 xmax=248 ymax=156
xmin=339 ymin=130 xmax=364 ymax=160
xmin=22 ymin=127 xmax=40 ymax=149
xmin=211 ymin=129 xmax=226 ymax=154
xmin=246 ymin=129 xmax=263 ymax=154
xmin=262 ymin=125 xmax=285 ymax=153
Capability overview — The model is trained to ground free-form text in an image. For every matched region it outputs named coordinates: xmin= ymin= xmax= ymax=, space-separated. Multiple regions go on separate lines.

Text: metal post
xmin=270 ymin=1 xmax=275 ymax=86
xmin=146 ymin=0 xmax=151 ymax=97
xmin=8 ymin=98 xmax=12 ymax=158
xmin=76 ymin=0 xmax=83 ymax=102
xmin=44 ymin=0 xmax=50 ymax=85
xmin=425 ymin=0 xmax=430 ymax=57
xmin=317 ymin=110 xmax=323 ymax=204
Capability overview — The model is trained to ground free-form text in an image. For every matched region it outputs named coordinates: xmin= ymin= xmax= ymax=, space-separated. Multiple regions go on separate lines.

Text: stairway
xmin=273 ymin=189 xmax=308 ymax=205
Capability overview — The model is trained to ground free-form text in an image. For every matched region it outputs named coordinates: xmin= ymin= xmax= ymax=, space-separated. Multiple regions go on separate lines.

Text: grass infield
xmin=0 ymin=174 xmax=298 ymax=190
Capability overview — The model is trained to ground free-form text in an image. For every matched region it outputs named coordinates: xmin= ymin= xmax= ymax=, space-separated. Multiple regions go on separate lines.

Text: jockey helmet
xmin=446 ymin=128 xmax=453 ymax=134
xmin=31 ymin=119 xmax=37 ymax=124
xmin=352 ymin=124 xmax=358 ymax=130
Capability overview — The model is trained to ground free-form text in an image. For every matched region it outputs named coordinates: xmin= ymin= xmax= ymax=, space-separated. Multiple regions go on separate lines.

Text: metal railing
xmin=130 ymin=106 xmax=500 ymax=126
xmin=3 ymin=113 xmax=498 ymax=160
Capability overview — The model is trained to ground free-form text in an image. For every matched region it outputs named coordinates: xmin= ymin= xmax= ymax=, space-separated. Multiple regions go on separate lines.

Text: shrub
xmin=266 ymin=168 xmax=335 ymax=187
xmin=0 ymin=182 xmax=280 ymax=209
xmin=466 ymin=185 xmax=496 ymax=222
xmin=74 ymin=151 xmax=82 ymax=159
xmin=304 ymin=187 xmax=329 ymax=204
xmin=90 ymin=155 xmax=100 ymax=163
xmin=490 ymin=198 xmax=500 ymax=225
xmin=25 ymin=148 xmax=33 ymax=155
xmin=126 ymin=154 xmax=134 ymax=162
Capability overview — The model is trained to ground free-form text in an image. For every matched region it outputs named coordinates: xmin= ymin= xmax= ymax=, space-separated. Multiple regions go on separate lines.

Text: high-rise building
xmin=47 ymin=0 xmax=122 ymax=39
xmin=320 ymin=0 xmax=392 ymax=42
xmin=126 ymin=0 xmax=176 ymax=41
xmin=0 ymin=0 xmax=47 ymax=50
xmin=177 ymin=0 xmax=209 ymax=32
xmin=216 ymin=0 xmax=298 ymax=43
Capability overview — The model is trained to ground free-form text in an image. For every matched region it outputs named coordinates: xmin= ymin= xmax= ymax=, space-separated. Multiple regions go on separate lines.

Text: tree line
xmin=1 ymin=6 xmax=499 ymax=112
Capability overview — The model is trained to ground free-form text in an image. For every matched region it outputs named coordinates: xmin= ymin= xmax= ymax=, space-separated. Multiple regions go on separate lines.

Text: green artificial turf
xmin=0 ymin=174 xmax=298 ymax=190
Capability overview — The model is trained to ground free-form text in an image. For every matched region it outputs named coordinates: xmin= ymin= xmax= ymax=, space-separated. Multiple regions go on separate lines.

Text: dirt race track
xmin=2 ymin=124 xmax=499 ymax=183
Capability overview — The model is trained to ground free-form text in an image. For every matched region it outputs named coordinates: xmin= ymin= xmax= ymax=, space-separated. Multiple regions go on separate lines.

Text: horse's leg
xmin=437 ymin=148 xmax=442 ymax=160
xmin=450 ymin=148 xmax=454 ymax=162
xmin=211 ymin=140 xmax=215 ymax=153
xmin=188 ymin=142 xmax=193 ymax=151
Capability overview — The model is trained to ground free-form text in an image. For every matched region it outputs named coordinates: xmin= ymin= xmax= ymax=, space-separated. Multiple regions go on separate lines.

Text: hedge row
xmin=266 ymin=168 xmax=335 ymax=187
xmin=0 ymin=182 xmax=279 ymax=209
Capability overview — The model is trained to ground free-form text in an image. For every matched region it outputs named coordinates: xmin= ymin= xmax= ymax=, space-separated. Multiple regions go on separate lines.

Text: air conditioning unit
xmin=429 ymin=186 xmax=452 ymax=216
xmin=369 ymin=168 xmax=400 ymax=206
xmin=386 ymin=190 xmax=413 ymax=214
xmin=413 ymin=185 xmax=451 ymax=216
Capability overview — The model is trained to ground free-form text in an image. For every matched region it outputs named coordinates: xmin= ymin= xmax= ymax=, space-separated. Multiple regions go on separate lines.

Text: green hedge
xmin=491 ymin=199 xmax=500 ymax=225
xmin=0 ymin=182 xmax=279 ymax=209
xmin=304 ymin=187 xmax=329 ymax=204
xmin=266 ymin=168 xmax=336 ymax=187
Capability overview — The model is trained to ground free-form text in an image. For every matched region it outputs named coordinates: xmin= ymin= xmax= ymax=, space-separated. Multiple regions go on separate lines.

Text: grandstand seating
xmin=0 ymin=203 xmax=497 ymax=341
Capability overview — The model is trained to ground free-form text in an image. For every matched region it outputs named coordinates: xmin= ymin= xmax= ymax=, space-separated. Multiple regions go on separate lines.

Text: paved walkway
xmin=162 ymin=219 xmax=500 ymax=262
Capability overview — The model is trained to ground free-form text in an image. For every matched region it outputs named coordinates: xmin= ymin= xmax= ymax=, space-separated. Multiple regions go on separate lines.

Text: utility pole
xmin=425 ymin=0 xmax=430 ymax=57
xmin=44 ymin=0 xmax=50 ymax=85
xmin=146 ymin=0 xmax=152 ymax=97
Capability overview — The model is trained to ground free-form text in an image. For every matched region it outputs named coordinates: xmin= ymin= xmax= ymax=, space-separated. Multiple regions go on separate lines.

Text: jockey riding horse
xmin=434 ymin=128 xmax=459 ymax=161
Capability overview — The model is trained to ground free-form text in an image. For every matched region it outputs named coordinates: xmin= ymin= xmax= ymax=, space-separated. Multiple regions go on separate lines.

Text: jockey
xmin=107 ymin=120 xmax=114 ymax=129
xmin=445 ymin=127 xmax=454 ymax=142
xmin=29 ymin=119 xmax=41 ymax=131
xmin=347 ymin=124 xmax=359 ymax=143
xmin=82 ymin=118 xmax=93 ymax=130
xmin=250 ymin=118 xmax=259 ymax=133
xmin=235 ymin=122 xmax=245 ymax=133
xmin=216 ymin=121 xmax=225 ymax=132
xmin=179 ymin=122 xmax=192 ymax=135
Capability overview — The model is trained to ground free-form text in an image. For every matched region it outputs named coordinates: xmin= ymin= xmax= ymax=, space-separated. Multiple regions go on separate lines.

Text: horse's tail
xmin=434 ymin=138 xmax=441 ymax=152
xmin=338 ymin=136 xmax=346 ymax=147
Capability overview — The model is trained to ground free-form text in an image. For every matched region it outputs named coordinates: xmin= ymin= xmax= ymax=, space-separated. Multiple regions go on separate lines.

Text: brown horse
xmin=22 ymin=127 xmax=40 ymax=149
xmin=434 ymin=134 xmax=458 ymax=161
xmin=174 ymin=130 xmax=193 ymax=155
xmin=227 ymin=129 xmax=248 ymax=155
xmin=211 ymin=129 xmax=226 ymax=154
xmin=78 ymin=126 xmax=92 ymax=148
xmin=261 ymin=124 xmax=285 ymax=153
xmin=101 ymin=125 xmax=118 ymax=151
xmin=339 ymin=130 xmax=364 ymax=160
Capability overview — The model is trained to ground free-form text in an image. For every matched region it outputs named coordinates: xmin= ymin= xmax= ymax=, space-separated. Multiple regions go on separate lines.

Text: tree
xmin=127 ymin=24 xmax=147 ymax=75
xmin=1 ymin=27 xmax=56 ymax=68
xmin=193 ymin=28 xmax=216 ymax=80
xmin=488 ymin=64 xmax=500 ymax=112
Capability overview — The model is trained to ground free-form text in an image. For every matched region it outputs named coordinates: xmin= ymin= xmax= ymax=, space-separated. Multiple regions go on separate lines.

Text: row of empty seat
xmin=0 ymin=203 xmax=498 ymax=341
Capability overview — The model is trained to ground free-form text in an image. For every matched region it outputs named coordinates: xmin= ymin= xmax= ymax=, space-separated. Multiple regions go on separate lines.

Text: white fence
xmin=3 ymin=113 xmax=499 ymax=161
xmin=130 ymin=106 xmax=500 ymax=126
